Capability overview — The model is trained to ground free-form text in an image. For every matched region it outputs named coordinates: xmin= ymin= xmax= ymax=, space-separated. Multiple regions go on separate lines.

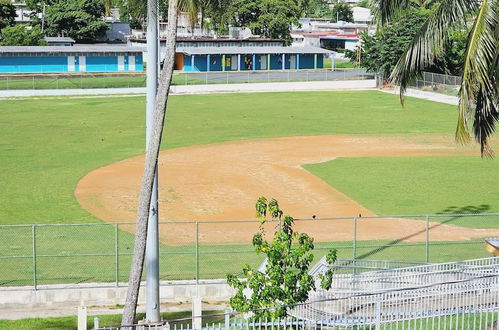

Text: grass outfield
xmin=1 ymin=90 xmax=497 ymax=285
xmin=304 ymin=156 xmax=499 ymax=224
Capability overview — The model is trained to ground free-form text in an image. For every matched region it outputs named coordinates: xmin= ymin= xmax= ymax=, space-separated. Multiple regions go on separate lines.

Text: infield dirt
xmin=75 ymin=134 xmax=498 ymax=244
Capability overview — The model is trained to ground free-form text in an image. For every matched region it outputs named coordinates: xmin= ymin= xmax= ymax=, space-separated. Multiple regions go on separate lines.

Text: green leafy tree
xmin=0 ymin=0 xmax=16 ymax=32
xmin=44 ymin=0 xmax=108 ymax=42
xmin=346 ymin=10 xmax=428 ymax=79
xmin=372 ymin=0 xmax=498 ymax=156
xmin=0 ymin=24 xmax=47 ymax=45
xmin=304 ymin=0 xmax=332 ymax=18
xmin=331 ymin=1 xmax=353 ymax=22
xmin=227 ymin=197 xmax=337 ymax=319
xmin=356 ymin=0 xmax=371 ymax=8
xmin=229 ymin=0 xmax=306 ymax=45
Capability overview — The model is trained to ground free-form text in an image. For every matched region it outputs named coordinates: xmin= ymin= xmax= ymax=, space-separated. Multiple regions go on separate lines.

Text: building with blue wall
xmin=0 ymin=46 xmax=144 ymax=74
xmin=175 ymin=46 xmax=332 ymax=72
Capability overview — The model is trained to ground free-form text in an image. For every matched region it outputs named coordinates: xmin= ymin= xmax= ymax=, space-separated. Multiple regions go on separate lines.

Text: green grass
xmin=304 ymin=157 xmax=499 ymax=222
xmin=324 ymin=57 xmax=357 ymax=69
xmin=0 ymin=310 xmax=224 ymax=329
xmin=0 ymin=75 xmax=147 ymax=90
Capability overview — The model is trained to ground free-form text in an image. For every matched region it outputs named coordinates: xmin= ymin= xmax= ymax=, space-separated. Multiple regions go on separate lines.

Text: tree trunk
xmin=121 ymin=0 xmax=179 ymax=327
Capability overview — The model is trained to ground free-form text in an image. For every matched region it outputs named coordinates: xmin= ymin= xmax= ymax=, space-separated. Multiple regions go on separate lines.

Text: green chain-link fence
xmin=1 ymin=213 xmax=497 ymax=289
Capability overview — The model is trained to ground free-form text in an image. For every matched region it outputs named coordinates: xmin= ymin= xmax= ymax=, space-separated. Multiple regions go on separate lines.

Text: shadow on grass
xmin=355 ymin=204 xmax=490 ymax=261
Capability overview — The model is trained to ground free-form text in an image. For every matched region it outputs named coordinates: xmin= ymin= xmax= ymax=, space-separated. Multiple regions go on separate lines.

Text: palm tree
xmin=101 ymin=0 xmax=113 ymax=17
xmin=372 ymin=0 xmax=498 ymax=157
xmin=121 ymin=0 xmax=179 ymax=326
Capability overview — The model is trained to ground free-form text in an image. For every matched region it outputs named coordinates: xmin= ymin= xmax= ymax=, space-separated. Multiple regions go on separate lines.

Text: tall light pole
xmin=146 ymin=0 xmax=160 ymax=323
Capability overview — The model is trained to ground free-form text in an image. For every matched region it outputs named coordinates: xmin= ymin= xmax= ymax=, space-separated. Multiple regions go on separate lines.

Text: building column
xmin=296 ymin=54 xmax=300 ymax=70
xmin=222 ymin=54 xmax=226 ymax=71
xmin=281 ymin=54 xmax=285 ymax=70
xmin=252 ymin=54 xmax=256 ymax=71
xmin=207 ymin=54 xmax=210 ymax=72
xmin=267 ymin=54 xmax=271 ymax=70
xmin=237 ymin=54 xmax=241 ymax=71
xmin=314 ymin=54 xmax=317 ymax=70
xmin=191 ymin=55 xmax=195 ymax=72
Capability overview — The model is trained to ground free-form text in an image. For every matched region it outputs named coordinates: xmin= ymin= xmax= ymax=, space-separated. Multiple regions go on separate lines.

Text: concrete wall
xmin=0 ymin=280 xmax=234 ymax=310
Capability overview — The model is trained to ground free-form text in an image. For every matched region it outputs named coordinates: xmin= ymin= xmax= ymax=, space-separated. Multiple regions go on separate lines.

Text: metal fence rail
xmin=0 ymin=69 xmax=373 ymax=90
xmin=295 ymin=257 xmax=499 ymax=324
xmin=0 ymin=213 xmax=498 ymax=290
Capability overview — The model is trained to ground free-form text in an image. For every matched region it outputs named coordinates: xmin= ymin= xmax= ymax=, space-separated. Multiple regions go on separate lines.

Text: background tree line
xmin=346 ymin=1 xmax=469 ymax=77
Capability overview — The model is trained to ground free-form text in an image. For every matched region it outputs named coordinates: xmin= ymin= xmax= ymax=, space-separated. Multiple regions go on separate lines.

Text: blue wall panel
xmin=86 ymin=56 xmax=118 ymax=72
xmin=209 ymin=55 xmax=222 ymax=71
xmin=135 ymin=55 xmax=143 ymax=71
xmin=318 ymin=55 xmax=324 ymax=68
xmin=269 ymin=55 xmax=282 ymax=70
xmin=0 ymin=56 xmax=67 ymax=73
xmin=194 ymin=55 xmax=207 ymax=72
xmin=300 ymin=54 xmax=315 ymax=69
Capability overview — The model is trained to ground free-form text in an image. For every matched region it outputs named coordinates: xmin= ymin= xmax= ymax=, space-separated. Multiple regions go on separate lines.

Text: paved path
xmin=382 ymin=87 xmax=458 ymax=105
xmin=0 ymin=80 xmax=376 ymax=98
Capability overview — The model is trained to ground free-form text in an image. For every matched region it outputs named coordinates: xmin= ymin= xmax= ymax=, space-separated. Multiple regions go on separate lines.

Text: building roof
xmin=177 ymin=46 xmax=332 ymax=55
xmin=129 ymin=37 xmax=284 ymax=43
xmin=0 ymin=45 xmax=145 ymax=54
xmin=44 ymin=37 xmax=76 ymax=43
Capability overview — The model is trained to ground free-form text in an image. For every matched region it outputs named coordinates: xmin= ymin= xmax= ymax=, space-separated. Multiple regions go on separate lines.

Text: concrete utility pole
xmin=145 ymin=0 xmax=160 ymax=323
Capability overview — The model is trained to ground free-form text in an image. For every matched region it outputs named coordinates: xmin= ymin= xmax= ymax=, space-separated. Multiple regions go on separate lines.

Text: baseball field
xmin=1 ymin=90 xmax=499 ymax=284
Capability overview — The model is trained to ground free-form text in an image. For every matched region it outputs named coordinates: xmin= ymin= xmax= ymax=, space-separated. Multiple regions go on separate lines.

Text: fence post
xmin=6 ymin=76 xmax=9 ymax=90
xmin=32 ymin=224 xmax=37 ymax=290
xmin=352 ymin=217 xmax=357 ymax=260
xmin=225 ymin=308 xmax=230 ymax=330
xmin=425 ymin=215 xmax=430 ymax=263
xmin=196 ymin=222 xmax=199 ymax=285
xmin=32 ymin=76 xmax=35 ymax=90
xmin=115 ymin=223 xmax=119 ymax=287
xmin=374 ymin=296 xmax=381 ymax=330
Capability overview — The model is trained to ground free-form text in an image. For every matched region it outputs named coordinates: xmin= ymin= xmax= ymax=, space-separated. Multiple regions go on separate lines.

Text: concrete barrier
xmin=0 ymin=280 xmax=234 ymax=310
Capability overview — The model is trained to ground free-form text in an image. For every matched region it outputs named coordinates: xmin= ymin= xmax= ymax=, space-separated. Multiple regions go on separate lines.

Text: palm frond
xmin=456 ymin=0 xmax=498 ymax=156
xmin=371 ymin=0 xmax=412 ymax=25
xmin=389 ymin=0 xmax=479 ymax=102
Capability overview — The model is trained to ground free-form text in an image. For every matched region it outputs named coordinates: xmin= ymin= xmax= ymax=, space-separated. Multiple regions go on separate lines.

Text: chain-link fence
xmin=0 ymin=73 xmax=147 ymax=90
xmin=1 ymin=213 xmax=496 ymax=290
xmin=409 ymin=71 xmax=461 ymax=96
xmin=0 ymin=69 xmax=374 ymax=91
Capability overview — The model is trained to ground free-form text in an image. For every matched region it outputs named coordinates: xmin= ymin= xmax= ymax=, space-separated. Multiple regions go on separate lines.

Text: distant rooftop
xmin=44 ymin=37 xmax=76 ymax=43
xmin=177 ymin=46 xmax=332 ymax=55
xmin=0 ymin=45 xmax=144 ymax=54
